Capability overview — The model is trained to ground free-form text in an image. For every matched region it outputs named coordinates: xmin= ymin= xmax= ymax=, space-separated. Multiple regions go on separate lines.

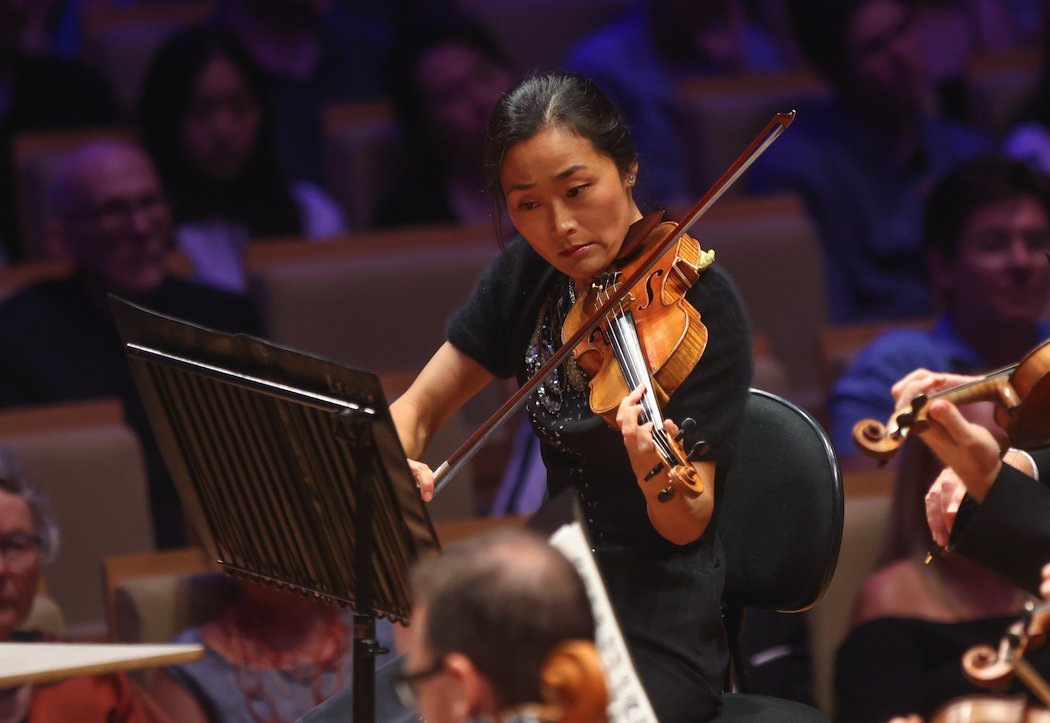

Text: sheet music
xmin=0 ymin=643 xmax=204 ymax=687
xmin=549 ymin=523 xmax=657 ymax=723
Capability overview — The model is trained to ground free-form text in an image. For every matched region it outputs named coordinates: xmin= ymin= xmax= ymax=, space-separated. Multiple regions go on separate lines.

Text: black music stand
xmin=109 ymin=297 xmax=439 ymax=723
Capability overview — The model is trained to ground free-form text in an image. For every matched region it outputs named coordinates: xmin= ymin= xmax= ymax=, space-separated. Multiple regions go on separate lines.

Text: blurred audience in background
xmin=0 ymin=445 xmax=173 ymax=723
xmin=139 ymin=26 xmax=345 ymax=294
xmin=215 ymin=0 xmax=391 ymax=187
xmin=374 ymin=21 xmax=514 ymax=228
xmin=834 ymin=437 xmax=1045 ymax=723
xmin=563 ymin=0 xmax=785 ymax=207
xmin=1005 ymin=28 xmax=1050 ymax=173
xmin=150 ymin=576 xmax=395 ymax=723
xmin=828 ymin=156 xmax=1050 ymax=460
xmin=749 ymin=0 xmax=991 ymax=323
xmin=0 ymin=0 xmax=121 ymax=263
xmin=0 ymin=140 xmax=260 ymax=549
xmin=911 ymin=0 xmax=1029 ymax=122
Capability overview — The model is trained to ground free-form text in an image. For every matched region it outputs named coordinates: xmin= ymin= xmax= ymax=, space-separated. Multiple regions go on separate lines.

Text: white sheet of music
xmin=0 ymin=642 xmax=204 ymax=687
xmin=549 ymin=523 xmax=657 ymax=723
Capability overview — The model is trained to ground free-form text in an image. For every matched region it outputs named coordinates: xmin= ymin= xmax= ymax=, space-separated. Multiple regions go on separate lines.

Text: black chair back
xmin=718 ymin=389 xmax=844 ymax=613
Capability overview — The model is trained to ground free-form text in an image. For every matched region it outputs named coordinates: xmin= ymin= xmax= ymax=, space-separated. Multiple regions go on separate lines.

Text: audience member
xmin=828 ymin=156 xmax=1050 ymax=459
xmin=0 ymin=445 xmax=172 ymax=723
xmin=399 ymin=530 xmax=599 ymax=723
xmin=563 ymin=0 xmax=784 ymax=207
xmin=910 ymin=0 xmax=1023 ymax=122
xmin=0 ymin=140 xmax=260 ymax=549
xmin=139 ymin=26 xmax=346 ymax=294
xmin=0 ymin=0 xmax=122 ymax=262
xmin=749 ymin=0 xmax=991 ymax=323
xmin=150 ymin=577 xmax=395 ymax=723
xmin=373 ymin=21 xmax=514 ymax=228
xmin=835 ymin=437 xmax=1044 ymax=723
xmin=217 ymin=0 xmax=391 ymax=187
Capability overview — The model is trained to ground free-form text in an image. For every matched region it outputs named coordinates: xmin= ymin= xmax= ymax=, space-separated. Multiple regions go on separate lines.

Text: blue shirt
xmin=562 ymin=4 xmax=784 ymax=207
xmin=827 ymin=313 xmax=1050 ymax=455
xmin=749 ymin=100 xmax=992 ymax=323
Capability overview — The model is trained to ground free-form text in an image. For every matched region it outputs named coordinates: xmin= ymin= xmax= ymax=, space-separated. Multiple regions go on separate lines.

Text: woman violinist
xmin=390 ymin=71 xmax=752 ymax=723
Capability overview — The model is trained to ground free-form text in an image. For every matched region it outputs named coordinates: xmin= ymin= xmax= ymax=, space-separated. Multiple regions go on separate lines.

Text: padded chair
xmin=714 ymin=388 xmax=844 ymax=722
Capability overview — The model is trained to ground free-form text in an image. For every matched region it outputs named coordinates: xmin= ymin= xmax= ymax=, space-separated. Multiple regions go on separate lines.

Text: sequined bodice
xmin=521 ymin=279 xmax=669 ymax=547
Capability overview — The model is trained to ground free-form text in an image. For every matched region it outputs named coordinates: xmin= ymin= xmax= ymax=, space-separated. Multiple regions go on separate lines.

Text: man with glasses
xmin=395 ymin=530 xmax=597 ymax=723
xmin=0 ymin=140 xmax=259 ymax=549
xmin=749 ymin=0 xmax=991 ymax=324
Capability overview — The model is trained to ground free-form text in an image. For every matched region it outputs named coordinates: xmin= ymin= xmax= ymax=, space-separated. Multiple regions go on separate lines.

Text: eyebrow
xmin=506 ymin=165 xmax=588 ymax=193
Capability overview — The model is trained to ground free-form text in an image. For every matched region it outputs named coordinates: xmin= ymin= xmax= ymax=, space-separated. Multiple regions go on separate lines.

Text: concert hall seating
xmin=81 ymin=2 xmax=215 ymax=114
xmin=676 ymin=71 xmax=831 ymax=198
xmin=12 ymin=127 xmax=138 ymax=261
xmin=0 ymin=399 xmax=155 ymax=636
xmin=678 ymin=193 xmax=827 ymax=412
xmin=805 ymin=471 xmax=894 ymax=715
xmin=967 ymin=49 xmax=1042 ymax=136
xmin=323 ymin=101 xmax=401 ymax=230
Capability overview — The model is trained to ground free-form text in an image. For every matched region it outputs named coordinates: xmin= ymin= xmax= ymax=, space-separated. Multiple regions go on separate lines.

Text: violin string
xmin=601 ymin=291 xmax=676 ymax=466
xmin=925 ymin=364 xmax=1019 ymax=401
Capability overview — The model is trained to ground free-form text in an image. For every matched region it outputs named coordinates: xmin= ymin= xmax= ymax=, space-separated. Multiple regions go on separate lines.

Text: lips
xmin=560 ymin=243 xmax=593 ymax=258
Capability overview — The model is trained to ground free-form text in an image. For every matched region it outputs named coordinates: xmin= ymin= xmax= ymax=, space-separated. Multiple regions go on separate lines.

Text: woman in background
xmin=373 ymin=21 xmax=514 ymax=228
xmin=138 ymin=26 xmax=345 ymax=294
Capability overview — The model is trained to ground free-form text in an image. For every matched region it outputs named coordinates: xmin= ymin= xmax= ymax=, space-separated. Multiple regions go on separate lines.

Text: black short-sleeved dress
xmin=448 ymin=235 xmax=753 ymax=723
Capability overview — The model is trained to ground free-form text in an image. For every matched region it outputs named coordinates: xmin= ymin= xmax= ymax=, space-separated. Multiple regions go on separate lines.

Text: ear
xmin=444 ymin=653 xmax=496 ymax=722
xmin=42 ymin=218 xmax=74 ymax=263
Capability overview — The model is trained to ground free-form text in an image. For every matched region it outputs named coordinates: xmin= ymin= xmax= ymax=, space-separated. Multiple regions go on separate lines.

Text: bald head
xmin=410 ymin=530 xmax=595 ymax=708
xmin=48 ymin=140 xmax=172 ymax=301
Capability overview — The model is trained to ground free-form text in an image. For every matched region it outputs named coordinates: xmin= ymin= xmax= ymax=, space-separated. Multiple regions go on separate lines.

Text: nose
xmin=550 ymin=201 xmax=576 ymax=239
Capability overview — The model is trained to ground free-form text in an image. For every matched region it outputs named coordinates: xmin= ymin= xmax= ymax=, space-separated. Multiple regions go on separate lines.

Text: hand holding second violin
xmin=892 ymin=369 xmax=1002 ymax=501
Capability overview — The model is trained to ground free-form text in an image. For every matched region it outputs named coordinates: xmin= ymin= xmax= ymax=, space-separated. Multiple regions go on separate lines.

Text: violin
xmin=852 ymin=339 xmax=1050 ymax=463
xmin=928 ymin=601 xmax=1050 ymax=723
xmin=430 ymin=111 xmax=796 ymax=495
xmin=561 ymin=221 xmax=715 ymax=501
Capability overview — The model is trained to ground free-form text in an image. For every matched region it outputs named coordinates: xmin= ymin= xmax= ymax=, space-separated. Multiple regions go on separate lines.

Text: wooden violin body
xmin=562 ymin=222 xmax=712 ymax=418
xmin=561 ymin=222 xmax=715 ymax=501
xmin=852 ymin=339 xmax=1050 ymax=462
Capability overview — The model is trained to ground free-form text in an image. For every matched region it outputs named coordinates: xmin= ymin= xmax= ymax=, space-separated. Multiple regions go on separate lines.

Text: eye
xmin=567 ymin=185 xmax=588 ymax=198
xmin=518 ymin=201 xmax=538 ymax=211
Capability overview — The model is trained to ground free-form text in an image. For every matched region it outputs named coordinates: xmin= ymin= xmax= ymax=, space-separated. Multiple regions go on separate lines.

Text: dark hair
xmin=787 ymin=0 xmax=868 ymax=80
xmin=137 ymin=25 xmax=302 ymax=237
xmin=385 ymin=20 xmax=512 ymax=171
xmin=483 ymin=72 xmax=637 ymax=241
xmin=411 ymin=529 xmax=595 ymax=708
xmin=924 ymin=154 xmax=1050 ymax=262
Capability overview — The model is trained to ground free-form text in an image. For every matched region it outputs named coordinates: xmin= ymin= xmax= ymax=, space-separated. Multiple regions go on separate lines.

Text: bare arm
xmin=390 ymin=341 xmax=494 ymax=500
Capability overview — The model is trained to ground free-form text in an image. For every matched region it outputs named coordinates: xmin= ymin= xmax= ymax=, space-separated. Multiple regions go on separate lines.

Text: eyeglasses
xmin=393 ymin=658 xmax=446 ymax=710
xmin=63 ymin=193 xmax=168 ymax=230
xmin=0 ymin=533 xmax=42 ymax=572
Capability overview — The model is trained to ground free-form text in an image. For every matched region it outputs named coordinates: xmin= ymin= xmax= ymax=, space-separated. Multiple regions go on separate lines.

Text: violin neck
xmin=931 ymin=366 xmax=1018 ymax=409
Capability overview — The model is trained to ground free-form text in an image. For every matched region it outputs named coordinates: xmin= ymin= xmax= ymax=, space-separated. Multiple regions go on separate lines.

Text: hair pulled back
xmin=484 ymin=72 xmax=637 ymax=240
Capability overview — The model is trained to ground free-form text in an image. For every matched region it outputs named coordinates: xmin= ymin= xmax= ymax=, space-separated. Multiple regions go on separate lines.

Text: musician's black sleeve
xmin=949 ymin=448 xmax=1050 ymax=595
